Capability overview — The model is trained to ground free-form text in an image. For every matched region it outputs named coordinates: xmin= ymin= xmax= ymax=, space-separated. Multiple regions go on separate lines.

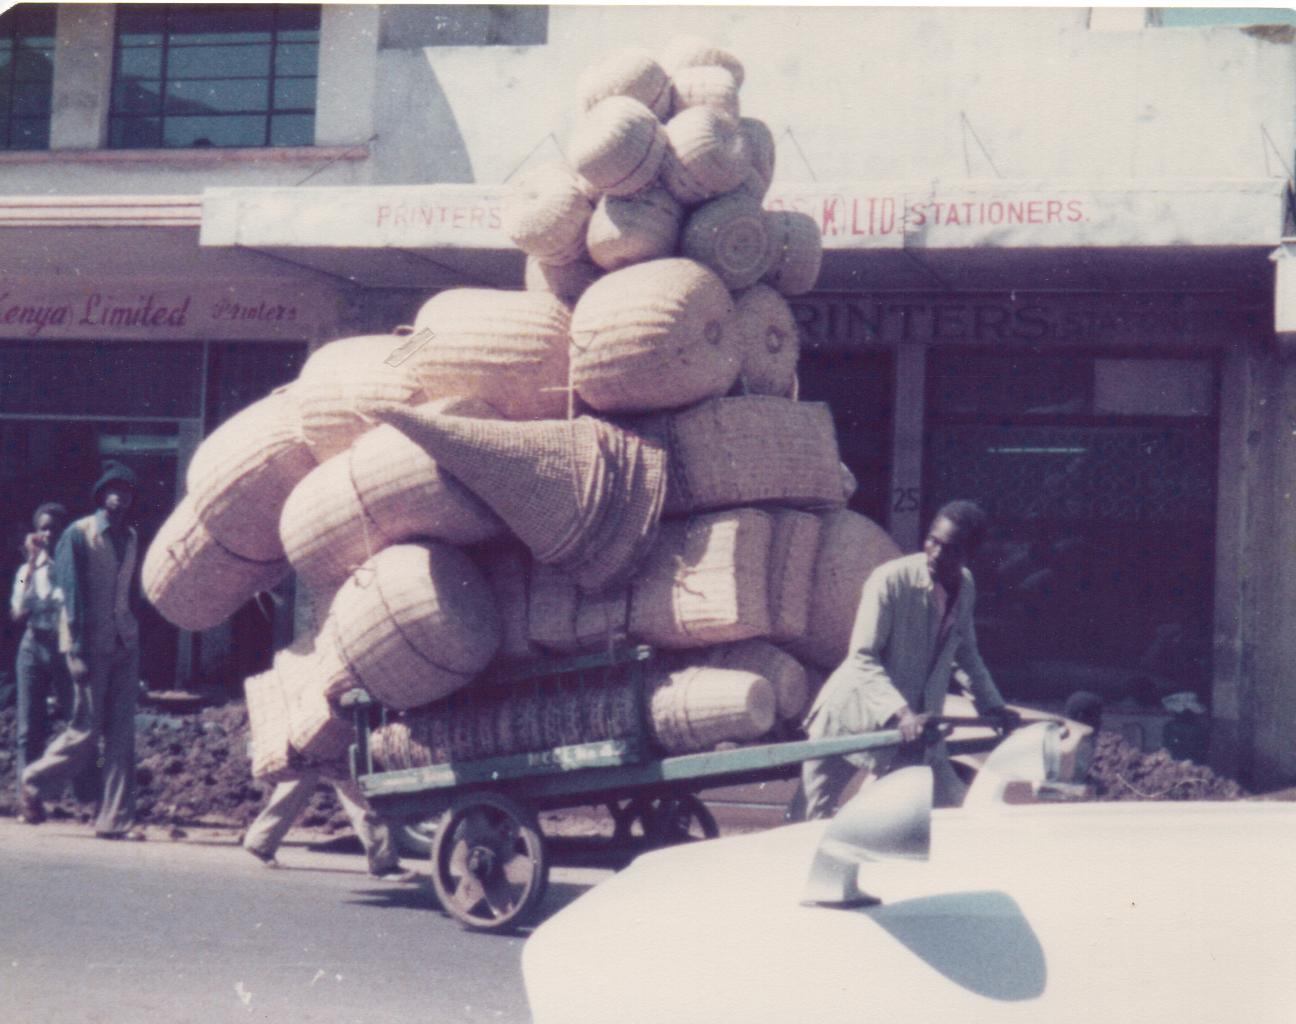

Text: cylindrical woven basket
xmin=669 ymin=65 xmax=740 ymax=120
xmin=731 ymin=284 xmax=800 ymax=396
xmin=707 ymin=639 xmax=810 ymax=721
xmin=329 ymin=542 xmax=501 ymax=710
xmin=660 ymin=107 xmax=749 ymax=206
xmin=282 ymin=646 xmax=353 ymax=762
xmin=586 ymin=188 xmax=683 ymax=272
xmin=185 ymin=388 xmax=317 ymax=562
xmin=570 ymin=258 xmax=740 ymax=414
xmin=766 ymin=509 xmax=821 ymax=642
xmin=568 ymin=96 xmax=667 ymax=198
xmin=524 ymin=255 xmax=602 ymax=306
xmin=291 ymin=335 xmax=426 ymax=462
xmin=143 ymin=496 xmax=288 ymax=631
xmin=659 ymin=35 xmax=745 ymax=87
xmin=739 ymin=118 xmax=776 ymax=195
xmin=648 ymin=665 xmax=774 ymax=753
xmin=577 ymin=47 xmax=672 ymax=119
xmin=786 ymin=509 xmax=903 ymax=669
xmin=503 ymin=161 xmax=595 ymax=264
xmin=656 ymin=396 xmax=844 ymax=515
xmin=680 ymin=193 xmax=771 ymax=290
xmin=629 ymin=508 xmax=773 ymax=648
xmin=527 ymin=562 xmax=580 ymax=652
xmin=479 ymin=543 xmax=541 ymax=663
xmin=408 ymin=288 xmax=572 ymax=420
xmin=762 ymin=210 xmax=823 ymax=296
xmin=244 ymin=666 xmax=301 ymax=783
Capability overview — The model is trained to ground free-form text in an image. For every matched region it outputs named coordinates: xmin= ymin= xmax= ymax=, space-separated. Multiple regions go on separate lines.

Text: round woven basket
xmin=291 ymin=335 xmax=426 ymax=462
xmin=659 ymin=35 xmax=745 ymax=87
xmin=578 ymin=47 xmax=672 ymax=120
xmin=408 ymin=288 xmax=572 ymax=420
xmin=707 ymin=639 xmax=810 ymax=721
xmin=648 ymin=665 xmax=774 ymax=754
xmin=503 ymin=161 xmax=596 ymax=264
xmin=329 ymin=542 xmax=502 ymax=711
xmin=762 ymin=210 xmax=823 ymax=296
xmin=143 ymin=496 xmax=288 ymax=632
xmin=524 ymin=255 xmax=602 ymax=306
xmin=568 ymin=96 xmax=667 ymax=198
xmin=669 ymin=65 xmax=740 ymax=120
xmin=765 ymin=509 xmax=821 ymax=643
xmin=185 ymin=388 xmax=316 ymax=562
xmin=680 ymin=193 xmax=772 ymax=290
xmin=569 ymin=257 xmax=740 ymax=413
xmin=731 ymin=284 xmax=799 ymax=396
xmin=660 ymin=107 xmax=749 ymax=206
xmin=739 ymin=118 xmax=776 ymax=193
xmin=586 ymin=187 xmax=682 ymax=272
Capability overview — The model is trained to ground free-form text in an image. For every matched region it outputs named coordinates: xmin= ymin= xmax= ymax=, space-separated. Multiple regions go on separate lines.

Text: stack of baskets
xmin=142 ymin=35 xmax=902 ymax=780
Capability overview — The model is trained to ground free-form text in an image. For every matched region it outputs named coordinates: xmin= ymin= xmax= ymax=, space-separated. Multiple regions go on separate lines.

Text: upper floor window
xmin=0 ymin=4 xmax=56 ymax=150
xmin=109 ymin=4 xmax=319 ymax=149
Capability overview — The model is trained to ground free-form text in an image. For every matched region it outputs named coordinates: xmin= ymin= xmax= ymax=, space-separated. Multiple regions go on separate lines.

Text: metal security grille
xmin=0 ymin=4 xmax=55 ymax=150
xmin=108 ymin=4 xmax=319 ymax=149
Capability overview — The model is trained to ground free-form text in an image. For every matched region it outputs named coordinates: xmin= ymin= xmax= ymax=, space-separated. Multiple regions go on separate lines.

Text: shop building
xmin=2 ymin=4 xmax=1294 ymax=786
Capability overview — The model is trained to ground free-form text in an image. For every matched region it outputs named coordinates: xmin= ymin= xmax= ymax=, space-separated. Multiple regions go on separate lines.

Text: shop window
xmin=204 ymin=340 xmax=305 ymax=428
xmin=924 ymin=351 xmax=1217 ymax=709
xmin=108 ymin=4 xmax=319 ymax=149
xmin=0 ymin=4 xmax=55 ymax=151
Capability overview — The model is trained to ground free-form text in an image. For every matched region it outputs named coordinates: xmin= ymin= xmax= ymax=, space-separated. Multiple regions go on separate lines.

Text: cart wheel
xmin=429 ymin=792 xmax=548 ymax=933
xmin=644 ymin=794 xmax=719 ymax=846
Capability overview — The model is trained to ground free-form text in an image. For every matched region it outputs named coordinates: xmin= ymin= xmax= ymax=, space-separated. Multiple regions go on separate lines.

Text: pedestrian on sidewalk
xmin=20 ymin=462 xmax=144 ymax=839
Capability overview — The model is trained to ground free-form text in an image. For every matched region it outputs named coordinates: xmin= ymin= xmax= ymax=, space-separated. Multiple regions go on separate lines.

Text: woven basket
xmin=479 ymin=543 xmax=541 ymax=663
xmin=408 ymin=288 xmax=572 ymax=420
xmin=503 ymin=161 xmax=595 ymax=265
xmin=317 ymin=602 xmax=361 ymax=702
xmin=766 ymin=509 xmax=820 ymax=642
xmin=629 ymin=508 xmax=773 ymax=648
xmin=731 ymin=285 xmax=799 ymax=396
xmin=739 ymin=118 xmax=776 ymax=195
xmin=281 ymin=646 xmax=353 ymax=762
xmin=660 ymin=107 xmax=749 ymax=206
xmin=681 ymin=193 xmax=771 ymax=290
xmin=569 ymin=96 xmax=667 ymax=198
xmin=659 ymin=35 xmax=745 ymax=87
xmin=329 ymin=542 xmax=501 ymax=710
xmin=656 ymin=396 xmax=844 ymax=515
xmin=648 ymin=665 xmax=774 ymax=754
xmin=586 ymin=188 xmax=683 ymax=272
xmin=669 ymin=65 xmax=741 ymax=120
xmin=786 ymin=509 xmax=903 ymax=669
xmin=524 ymin=255 xmax=602 ymax=306
xmin=578 ymin=47 xmax=672 ymax=119
xmin=292 ymin=335 xmax=426 ymax=462
xmin=528 ymin=563 xmax=629 ymax=653
xmin=186 ymin=388 xmax=316 ymax=562
xmin=707 ymin=639 xmax=809 ymax=721
xmin=762 ymin=210 xmax=823 ymax=296
xmin=143 ymin=496 xmax=288 ymax=631
xmin=245 ymin=666 xmax=301 ymax=783
xmin=570 ymin=258 xmax=740 ymax=414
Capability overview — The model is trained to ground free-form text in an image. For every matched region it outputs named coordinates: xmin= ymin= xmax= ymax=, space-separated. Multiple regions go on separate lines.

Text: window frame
xmin=0 ymin=4 xmax=57 ymax=151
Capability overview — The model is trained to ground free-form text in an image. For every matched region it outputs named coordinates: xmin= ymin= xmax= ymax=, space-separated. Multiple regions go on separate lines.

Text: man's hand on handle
xmin=894 ymin=708 xmax=930 ymax=743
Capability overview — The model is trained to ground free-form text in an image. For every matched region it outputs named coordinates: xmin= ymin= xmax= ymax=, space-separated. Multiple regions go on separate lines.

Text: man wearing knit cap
xmin=20 ymin=460 xmax=144 ymax=838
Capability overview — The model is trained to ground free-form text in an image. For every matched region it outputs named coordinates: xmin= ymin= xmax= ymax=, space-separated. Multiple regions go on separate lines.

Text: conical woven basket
xmin=281 ymin=645 xmax=353 ymax=762
xmin=762 ymin=210 xmax=823 ymax=296
xmin=657 ymin=396 xmax=844 ymax=515
xmin=143 ymin=496 xmax=288 ymax=631
xmin=629 ymin=508 xmax=773 ymax=648
xmin=503 ymin=161 xmax=595 ymax=264
xmin=586 ymin=188 xmax=682 ymax=272
xmin=291 ymin=335 xmax=426 ymax=462
xmin=185 ymin=388 xmax=316 ymax=562
xmin=681 ymin=193 xmax=772 ymax=290
xmin=245 ymin=665 xmax=302 ymax=783
xmin=786 ymin=509 xmax=903 ymax=669
xmin=578 ymin=47 xmax=672 ymax=119
xmin=739 ymin=118 xmax=776 ymax=194
xmin=660 ymin=107 xmax=749 ymax=205
xmin=570 ymin=258 xmax=740 ymax=413
xmin=408 ymin=288 xmax=572 ymax=420
xmin=707 ymin=639 xmax=810 ymax=721
xmin=659 ymin=35 xmax=745 ymax=87
xmin=524 ymin=255 xmax=602 ymax=306
xmin=730 ymin=285 xmax=799 ymax=397
xmin=648 ymin=665 xmax=774 ymax=753
xmin=329 ymin=542 xmax=501 ymax=710
xmin=479 ymin=543 xmax=541 ymax=663
xmin=766 ymin=509 xmax=821 ymax=642
xmin=669 ymin=65 xmax=741 ymax=120
xmin=569 ymin=96 xmax=667 ymax=198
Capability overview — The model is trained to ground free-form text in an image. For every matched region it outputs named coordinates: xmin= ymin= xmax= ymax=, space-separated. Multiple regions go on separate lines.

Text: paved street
xmin=0 ymin=819 xmax=613 ymax=1024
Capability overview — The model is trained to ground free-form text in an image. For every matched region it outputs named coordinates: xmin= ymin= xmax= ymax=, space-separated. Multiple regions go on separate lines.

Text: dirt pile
xmin=1086 ymin=730 xmax=1248 ymax=801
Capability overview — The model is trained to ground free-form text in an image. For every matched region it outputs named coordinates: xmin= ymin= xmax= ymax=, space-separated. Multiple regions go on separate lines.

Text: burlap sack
xmin=766 ymin=509 xmax=820 ymax=641
xmin=409 ymin=288 xmax=572 ymax=420
xmin=569 ymin=96 xmax=667 ymax=198
xmin=648 ymin=664 xmax=774 ymax=753
xmin=143 ymin=496 xmax=288 ymax=631
xmin=245 ymin=665 xmax=301 ymax=783
xmin=659 ymin=35 xmax=745 ymax=86
xmin=281 ymin=645 xmax=353 ymax=762
xmin=660 ymin=107 xmax=749 ymax=206
xmin=329 ymin=542 xmax=501 ymax=710
xmin=707 ymin=639 xmax=810 ymax=721
xmin=479 ymin=543 xmax=542 ymax=663
xmin=731 ymin=285 xmax=799 ymax=397
xmin=586 ymin=187 xmax=683 ymax=272
xmin=524 ymin=255 xmax=602 ymax=306
xmin=186 ymin=388 xmax=316 ymax=562
xmin=503 ymin=161 xmax=595 ymax=265
xmin=762 ymin=210 xmax=823 ymax=296
xmin=669 ymin=65 xmax=741 ymax=119
xmin=577 ymin=47 xmax=672 ymax=119
xmin=680 ymin=193 xmax=771 ymax=290
xmin=629 ymin=508 xmax=773 ymax=648
xmin=570 ymin=258 xmax=740 ymax=413
xmin=786 ymin=509 xmax=903 ymax=669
